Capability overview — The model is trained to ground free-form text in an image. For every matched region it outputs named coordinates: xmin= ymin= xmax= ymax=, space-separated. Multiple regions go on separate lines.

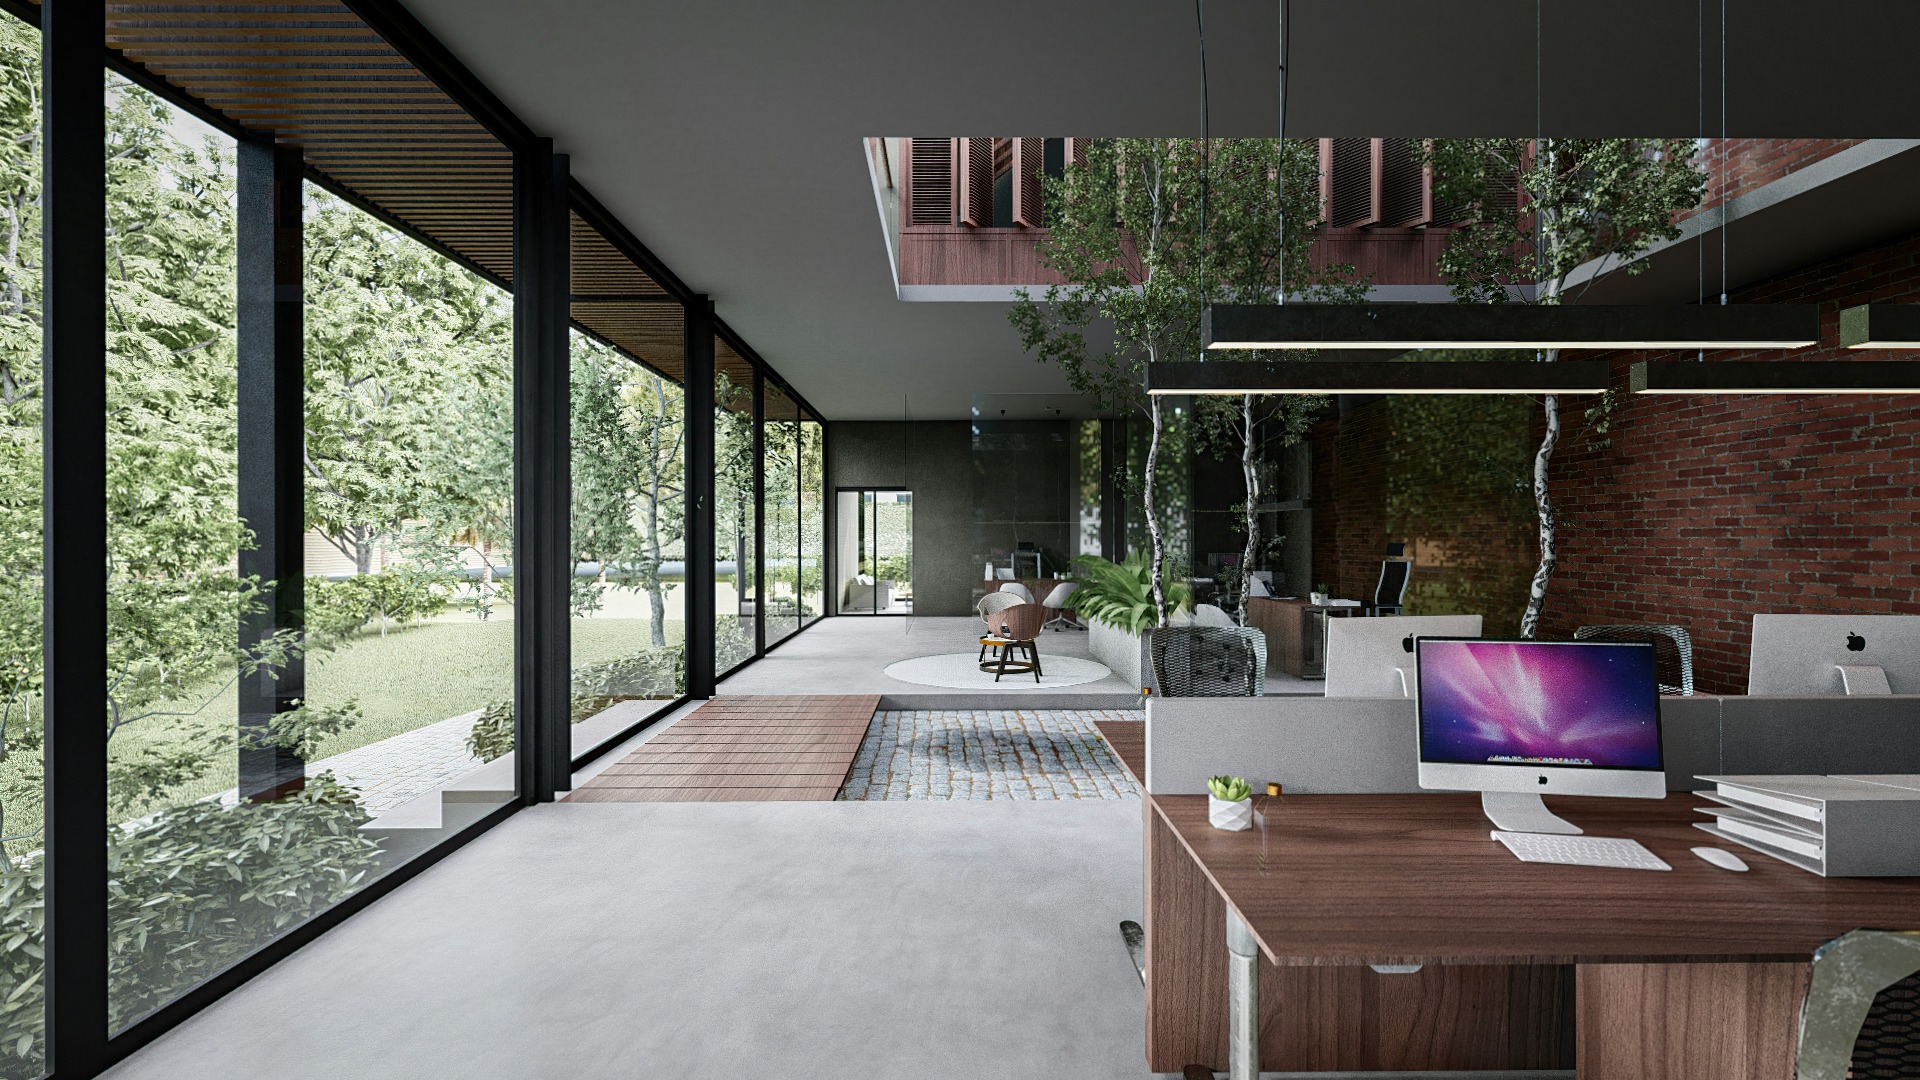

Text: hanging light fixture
xmin=1201 ymin=303 xmax=1820 ymax=352
xmin=1630 ymin=359 xmax=1920 ymax=394
xmin=1149 ymin=358 xmax=1611 ymax=396
xmin=1838 ymin=304 xmax=1920 ymax=349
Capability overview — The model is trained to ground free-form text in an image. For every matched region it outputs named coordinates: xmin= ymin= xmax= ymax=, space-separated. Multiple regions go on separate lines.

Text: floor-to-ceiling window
xmin=714 ymin=349 xmax=756 ymax=675
xmin=799 ymin=410 xmax=825 ymax=628
xmin=569 ymin=331 xmax=686 ymax=750
xmin=762 ymin=381 xmax=800 ymax=646
xmin=0 ymin=15 xmax=42 ymax=1074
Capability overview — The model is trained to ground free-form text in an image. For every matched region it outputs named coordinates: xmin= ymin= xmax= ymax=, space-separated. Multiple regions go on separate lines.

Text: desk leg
xmin=1225 ymin=906 xmax=1259 ymax=1080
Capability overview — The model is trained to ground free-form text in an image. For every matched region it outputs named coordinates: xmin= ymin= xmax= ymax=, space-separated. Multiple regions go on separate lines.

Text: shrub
xmin=0 ymin=775 xmax=383 ymax=1075
xmin=463 ymin=646 xmax=687 ymax=763
xmin=1065 ymin=555 xmax=1191 ymax=634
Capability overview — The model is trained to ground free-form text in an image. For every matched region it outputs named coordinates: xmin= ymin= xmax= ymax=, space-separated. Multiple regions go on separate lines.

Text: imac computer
xmin=1324 ymin=615 xmax=1484 ymax=697
xmin=1747 ymin=614 xmax=1920 ymax=695
xmin=1416 ymin=638 xmax=1665 ymax=835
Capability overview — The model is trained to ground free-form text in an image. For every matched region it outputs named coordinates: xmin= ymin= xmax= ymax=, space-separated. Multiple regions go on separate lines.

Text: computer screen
xmin=1416 ymin=639 xmax=1662 ymax=771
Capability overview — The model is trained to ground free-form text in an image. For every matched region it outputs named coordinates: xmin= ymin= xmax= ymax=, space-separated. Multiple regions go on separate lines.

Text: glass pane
xmin=762 ymin=384 xmax=799 ymax=646
xmin=875 ymin=491 xmax=912 ymax=613
xmin=714 ymin=360 xmax=756 ymax=674
xmin=569 ymin=332 xmax=686 ymax=754
xmin=798 ymin=415 xmax=824 ymax=627
xmin=0 ymin=13 xmax=43 ymax=1073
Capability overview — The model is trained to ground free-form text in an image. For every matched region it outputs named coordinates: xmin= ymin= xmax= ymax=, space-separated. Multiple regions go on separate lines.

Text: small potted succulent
xmin=1207 ymin=775 xmax=1254 ymax=831
xmin=1310 ymin=583 xmax=1330 ymax=606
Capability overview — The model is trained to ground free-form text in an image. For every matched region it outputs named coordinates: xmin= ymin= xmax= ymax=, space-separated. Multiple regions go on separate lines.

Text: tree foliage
xmin=1427 ymin=139 xmax=1704 ymax=635
xmin=1010 ymin=139 xmax=1364 ymax=623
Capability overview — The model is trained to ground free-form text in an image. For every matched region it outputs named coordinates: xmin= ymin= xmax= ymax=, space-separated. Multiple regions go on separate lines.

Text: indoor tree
xmin=1428 ymin=139 xmax=1704 ymax=636
xmin=1011 ymin=138 xmax=1362 ymax=624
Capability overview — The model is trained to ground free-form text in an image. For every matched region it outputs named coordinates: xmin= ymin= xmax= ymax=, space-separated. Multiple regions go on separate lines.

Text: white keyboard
xmin=1492 ymin=830 xmax=1672 ymax=871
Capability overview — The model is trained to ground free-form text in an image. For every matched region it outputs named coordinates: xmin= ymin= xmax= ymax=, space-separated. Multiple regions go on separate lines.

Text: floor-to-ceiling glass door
xmin=835 ymin=488 xmax=911 ymax=615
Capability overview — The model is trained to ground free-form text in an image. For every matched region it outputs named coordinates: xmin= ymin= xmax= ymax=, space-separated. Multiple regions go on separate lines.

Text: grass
xmin=0 ymin=608 xmax=691 ymax=848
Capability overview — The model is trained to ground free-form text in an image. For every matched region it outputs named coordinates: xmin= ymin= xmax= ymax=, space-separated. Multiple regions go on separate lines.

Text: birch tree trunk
xmin=1237 ymin=393 xmax=1259 ymax=625
xmin=1520 ymin=375 xmax=1559 ymax=638
xmin=1143 ymin=394 xmax=1169 ymax=624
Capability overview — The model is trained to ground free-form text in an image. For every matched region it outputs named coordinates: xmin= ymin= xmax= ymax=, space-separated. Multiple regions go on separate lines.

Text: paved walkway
xmin=840 ymin=709 xmax=1140 ymax=801
xmin=216 ymin=708 xmax=488 ymax=815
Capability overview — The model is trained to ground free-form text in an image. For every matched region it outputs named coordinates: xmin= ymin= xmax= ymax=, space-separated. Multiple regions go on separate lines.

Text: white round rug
xmin=883 ymin=652 xmax=1113 ymax=689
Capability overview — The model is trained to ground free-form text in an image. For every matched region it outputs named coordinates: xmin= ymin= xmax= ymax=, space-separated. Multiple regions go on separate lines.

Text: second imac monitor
xmin=1748 ymin=614 xmax=1920 ymax=695
xmin=1416 ymin=638 xmax=1664 ymax=835
xmin=1324 ymin=615 xmax=1483 ymax=697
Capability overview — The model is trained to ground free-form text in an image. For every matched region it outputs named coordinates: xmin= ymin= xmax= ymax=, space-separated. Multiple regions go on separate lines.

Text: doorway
xmin=836 ymin=489 xmax=912 ymax=614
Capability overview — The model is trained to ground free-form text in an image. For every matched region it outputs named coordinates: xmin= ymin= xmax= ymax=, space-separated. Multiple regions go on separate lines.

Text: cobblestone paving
xmin=839 ymin=710 xmax=1141 ymax=801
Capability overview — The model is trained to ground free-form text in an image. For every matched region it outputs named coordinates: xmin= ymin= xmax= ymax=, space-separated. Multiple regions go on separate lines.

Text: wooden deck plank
xmin=565 ymin=695 xmax=879 ymax=803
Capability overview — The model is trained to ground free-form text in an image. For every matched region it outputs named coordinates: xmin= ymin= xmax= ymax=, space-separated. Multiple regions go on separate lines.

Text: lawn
xmin=0 ymin=607 xmax=689 ymax=847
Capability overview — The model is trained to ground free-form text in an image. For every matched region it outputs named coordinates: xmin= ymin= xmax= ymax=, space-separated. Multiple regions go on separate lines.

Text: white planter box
xmin=1088 ymin=618 xmax=1154 ymax=692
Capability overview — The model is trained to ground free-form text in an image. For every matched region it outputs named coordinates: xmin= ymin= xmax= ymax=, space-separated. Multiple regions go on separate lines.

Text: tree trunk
xmin=646 ymin=500 xmax=668 ymax=648
xmin=1237 ymin=393 xmax=1259 ymax=625
xmin=1143 ymin=396 xmax=1169 ymax=625
xmin=1520 ymin=373 xmax=1560 ymax=638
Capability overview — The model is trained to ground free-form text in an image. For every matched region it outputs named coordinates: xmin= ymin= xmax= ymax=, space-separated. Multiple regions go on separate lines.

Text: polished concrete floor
xmin=100 ymin=799 xmax=1153 ymax=1080
xmin=719 ymin=616 xmax=1319 ymax=705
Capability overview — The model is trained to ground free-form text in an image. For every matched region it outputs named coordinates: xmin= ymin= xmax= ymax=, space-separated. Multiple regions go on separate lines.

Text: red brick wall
xmin=1313 ymin=397 xmax=1537 ymax=634
xmin=1691 ymin=138 xmax=1865 ymax=216
xmin=1546 ymin=228 xmax=1920 ymax=692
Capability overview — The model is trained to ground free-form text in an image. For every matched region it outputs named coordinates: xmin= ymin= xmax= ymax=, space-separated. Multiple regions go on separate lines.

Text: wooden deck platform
xmin=567 ymin=695 xmax=882 ymax=802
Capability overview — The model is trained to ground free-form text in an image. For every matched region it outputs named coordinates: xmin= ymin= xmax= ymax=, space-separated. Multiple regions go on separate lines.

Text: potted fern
xmin=1067 ymin=555 xmax=1191 ymax=691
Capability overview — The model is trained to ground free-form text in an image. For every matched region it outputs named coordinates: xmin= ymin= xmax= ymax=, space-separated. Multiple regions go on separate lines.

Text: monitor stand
xmin=1837 ymin=664 xmax=1892 ymax=695
xmin=1391 ymin=667 xmax=1411 ymax=698
xmin=1481 ymin=792 xmax=1582 ymax=835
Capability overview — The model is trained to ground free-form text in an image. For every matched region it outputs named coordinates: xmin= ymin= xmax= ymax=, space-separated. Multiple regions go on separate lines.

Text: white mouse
xmin=1692 ymin=846 xmax=1748 ymax=872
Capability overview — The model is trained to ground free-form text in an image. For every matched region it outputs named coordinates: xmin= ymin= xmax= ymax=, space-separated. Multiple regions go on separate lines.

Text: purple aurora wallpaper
xmin=1416 ymin=640 xmax=1661 ymax=769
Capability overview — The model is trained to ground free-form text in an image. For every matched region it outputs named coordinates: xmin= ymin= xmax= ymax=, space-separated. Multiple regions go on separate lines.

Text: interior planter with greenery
xmin=1067 ymin=556 xmax=1192 ymax=691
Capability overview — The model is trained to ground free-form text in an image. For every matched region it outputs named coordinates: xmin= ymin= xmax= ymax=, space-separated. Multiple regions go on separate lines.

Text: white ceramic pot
xmin=1309 ymin=591 xmax=1328 ymax=606
xmin=1208 ymin=794 xmax=1253 ymax=831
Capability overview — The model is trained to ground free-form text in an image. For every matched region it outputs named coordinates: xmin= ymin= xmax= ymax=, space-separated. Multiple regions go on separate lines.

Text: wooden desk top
xmin=1153 ymin=792 xmax=1920 ymax=968
xmin=1092 ymin=719 xmax=1145 ymax=787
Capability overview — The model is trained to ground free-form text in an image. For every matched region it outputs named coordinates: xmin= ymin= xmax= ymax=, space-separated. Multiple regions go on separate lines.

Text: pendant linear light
xmin=1202 ymin=303 xmax=1820 ymax=352
xmin=1838 ymin=304 xmax=1920 ymax=349
xmin=1630 ymin=359 xmax=1920 ymax=395
xmin=1148 ymin=359 xmax=1611 ymax=396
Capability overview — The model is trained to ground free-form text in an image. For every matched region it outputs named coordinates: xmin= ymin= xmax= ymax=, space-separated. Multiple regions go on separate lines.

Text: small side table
xmin=978 ymin=636 xmax=1042 ymax=683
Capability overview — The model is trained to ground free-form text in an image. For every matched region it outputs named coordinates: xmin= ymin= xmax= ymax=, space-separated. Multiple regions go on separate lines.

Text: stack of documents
xmin=1694 ymin=775 xmax=1920 ymax=876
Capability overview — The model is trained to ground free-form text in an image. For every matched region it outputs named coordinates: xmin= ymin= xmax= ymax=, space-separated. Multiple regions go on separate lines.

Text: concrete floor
xmin=718 ymin=615 xmax=1145 ymax=706
xmin=100 ymin=800 xmax=1153 ymax=1080
xmin=719 ymin=616 xmax=1320 ymax=705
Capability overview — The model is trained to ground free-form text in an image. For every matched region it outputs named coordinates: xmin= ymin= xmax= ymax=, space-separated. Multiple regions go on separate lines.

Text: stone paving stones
xmin=840 ymin=709 xmax=1142 ymax=801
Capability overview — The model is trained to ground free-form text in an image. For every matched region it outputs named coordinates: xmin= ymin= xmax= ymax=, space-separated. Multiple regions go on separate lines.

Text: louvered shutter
xmin=1326 ymin=137 xmax=1381 ymax=228
xmin=959 ymin=137 xmax=995 ymax=227
xmin=1012 ymin=137 xmax=1044 ymax=227
xmin=1065 ymin=137 xmax=1089 ymax=168
xmin=1378 ymin=138 xmax=1429 ymax=227
xmin=906 ymin=138 xmax=954 ymax=225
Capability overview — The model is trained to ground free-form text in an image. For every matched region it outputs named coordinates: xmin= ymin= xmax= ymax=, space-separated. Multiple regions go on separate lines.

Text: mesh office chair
xmin=1573 ymin=623 xmax=1696 ymax=696
xmin=1150 ymin=626 xmax=1267 ymax=697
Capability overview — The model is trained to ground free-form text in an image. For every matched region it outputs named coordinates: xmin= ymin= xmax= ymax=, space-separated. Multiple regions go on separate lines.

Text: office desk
xmin=1146 ymin=791 xmax=1920 ymax=1078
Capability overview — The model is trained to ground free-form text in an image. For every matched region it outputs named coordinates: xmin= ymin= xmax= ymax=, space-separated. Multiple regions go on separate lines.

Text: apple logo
xmin=1401 ymin=635 xmax=1415 ymax=654
xmin=1847 ymin=632 xmax=1867 ymax=653
xmin=1538 ymin=775 xmax=1549 ymax=785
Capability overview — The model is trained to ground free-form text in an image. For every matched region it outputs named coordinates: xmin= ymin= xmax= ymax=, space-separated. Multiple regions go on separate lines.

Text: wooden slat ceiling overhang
xmin=81 ymin=0 xmax=689 ymax=385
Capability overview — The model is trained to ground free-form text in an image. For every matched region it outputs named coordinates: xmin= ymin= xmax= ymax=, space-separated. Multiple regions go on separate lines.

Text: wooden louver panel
xmin=100 ymin=0 xmax=515 ymax=285
xmin=1324 ymin=138 xmax=1381 ymax=229
xmin=906 ymin=137 xmax=955 ymax=225
xmin=1011 ymin=137 xmax=1044 ymax=227
xmin=1378 ymin=138 xmax=1428 ymax=227
xmin=568 ymin=212 xmax=683 ymax=383
xmin=1065 ymin=137 xmax=1090 ymax=168
xmin=959 ymin=137 xmax=995 ymax=227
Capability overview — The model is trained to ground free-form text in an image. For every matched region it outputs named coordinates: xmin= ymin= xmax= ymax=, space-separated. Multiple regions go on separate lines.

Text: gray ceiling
xmin=400 ymin=0 xmax=1920 ymax=419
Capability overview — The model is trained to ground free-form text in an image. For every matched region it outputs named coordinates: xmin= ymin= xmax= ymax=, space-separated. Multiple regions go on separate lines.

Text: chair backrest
xmin=1574 ymin=623 xmax=1696 ymax=696
xmin=1247 ymin=574 xmax=1272 ymax=599
xmin=990 ymin=603 xmax=1048 ymax=642
xmin=999 ymin=582 xmax=1034 ymax=604
xmin=1042 ymin=582 xmax=1079 ymax=608
xmin=1375 ymin=559 xmax=1412 ymax=605
xmin=1191 ymin=603 xmax=1237 ymax=628
xmin=978 ymin=591 xmax=1023 ymax=623
xmin=1150 ymin=626 xmax=1267 ymax=697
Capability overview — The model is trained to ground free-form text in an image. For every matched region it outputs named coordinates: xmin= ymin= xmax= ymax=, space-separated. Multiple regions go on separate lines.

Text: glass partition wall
xmin=762 ymin=383 xmax=800 ymax=646
xmin=714 ymin=354 xmax=758 ymax=676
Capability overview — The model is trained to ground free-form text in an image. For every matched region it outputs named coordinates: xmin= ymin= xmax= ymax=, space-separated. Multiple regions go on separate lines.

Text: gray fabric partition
xmin=1144 ymin=694 xmax=1920 ymax=796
